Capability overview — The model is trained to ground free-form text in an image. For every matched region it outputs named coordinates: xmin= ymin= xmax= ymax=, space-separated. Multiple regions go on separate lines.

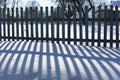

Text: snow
xmin=0 ymin=41 xmax=120 ymax=80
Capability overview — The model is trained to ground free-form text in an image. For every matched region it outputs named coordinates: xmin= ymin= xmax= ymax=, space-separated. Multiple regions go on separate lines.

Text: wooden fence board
xmin=7 ymin=8 xmax=10 ymax=41
xmin=57 ymin=7 xmax=60 ymax=43
xmin=110 ymin=6 xmax=114 ymax=47
xmin=0 ymin=8 xmax=1 ymax=41
xmin=21 ymin=7 xmax=24 ymax=41
xmin=115 ymin=6 xmax=119 ymax=48
xmin=62 ymin=7 xmax=65 ymax=44
xmin=12 ymin=8 xmax=15 ymax=41
xmin=98 ymin=6 xmax=101 ymax=47
xmin=104 ymin=6 xmax=107 ymax=47
xmin=92 ymin=6 xmax=95 ymax=46
xmin=25 ymin=7 xmax=29 ymax=41
xmin=40 ymin=7 xmax=43 ymax=42
xmin=35 ymin=7 xmax=38 ymax=41
xmin=3 ymin=8 xmax=6 ymax=41
xmin=79 ymin=10 xmax=83 ymax=45
xmin=68 ymin=6 xmax=71 ymax=44
xmin=16 ymin=8 xmax=19 ymax=41
xmin=30 ymin=7 xmax=34 ymax=40
xmin=46 ymin=7 xmax=49 ymax=42
xmin=51 ymin=6 xmax=54 ymax=43
xmin=85 ymin=6 xmax=88 ymax=46
xmin=73 ymin=7 xmax=77 ymax=45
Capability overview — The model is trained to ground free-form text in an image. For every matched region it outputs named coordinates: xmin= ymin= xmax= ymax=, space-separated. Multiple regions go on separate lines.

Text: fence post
xmin=46 ymin=7 xmax=49 ymax=42
xmin=0 ymin=8 xmax=1 ymax=41
xmin=7 ymin=8 xmax=10 ymax=41
xmin=51 ymin=6 xmax=54 ymax=43
xmin=110 ymin=6 xmax=113 ymax=47
xmin=115 ymin=6 xmax=119 ymax=48
xmin=98 ymin=6 xmax=101 ymax=47
xmin=62 ymin=7 xmax=65 ymax=44
xmin=79 ymin=9 xmax=83 ymax=45
xmin=104 ymin=6 xmax=107 ymax=47
xmin=57 ymin=7 xmax=60 ymax=43
xmin=35 ymin=7 xmax=38 ymax=41
xmin=85 ymin=6 xmax=88 ymax=46
xmin=73 ymin=7 xmax=77 ymax=45
xmin=21 ymin=7 xmax=24 ymax=41
xmin=92 ymin=6 xmax=95 ymax=46
xmin=40 ymin=7 xmax=43 ymax=42
xmin=16 ymin=7 xmax=19 ymax=41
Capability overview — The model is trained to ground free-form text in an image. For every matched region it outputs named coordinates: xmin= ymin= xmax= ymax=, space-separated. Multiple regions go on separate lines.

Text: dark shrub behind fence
xmin=0 ymin=6 xmax=120 ymax=48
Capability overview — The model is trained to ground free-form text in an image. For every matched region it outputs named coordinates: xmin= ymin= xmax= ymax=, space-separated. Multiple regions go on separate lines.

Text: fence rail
xmin=0 ymin=6 xmax=120 ymax=48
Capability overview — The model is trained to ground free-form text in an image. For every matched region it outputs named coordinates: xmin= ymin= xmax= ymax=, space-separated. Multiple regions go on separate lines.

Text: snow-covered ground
xmin=0 ymin=41 xmax=120 ymax=80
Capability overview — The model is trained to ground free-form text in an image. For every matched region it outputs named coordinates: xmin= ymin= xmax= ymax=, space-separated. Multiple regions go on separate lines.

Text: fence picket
xmin=21 ymin=7 xmax=24 ymax=41
xmin=51 ymin=6 xmax=54 ymax=43
xmin=35 ymin=7 xmax=38 ymax=41
xmin=3 ymin=8 xmax=6 ymax=41
xmin=7 ymin=8 xmax=10 ymax=41
xmin=30 ymin=7 xmax=33 ymax=40
xmin=16 ymin=8 xmax=19 ymax=41
xmin=40 ymin=7 xmax=43 ymax=42
xmin=115 ymin=6 xmax=119 ymax=48
xmin=25 ymin=7 xmax=29 ymax=41
xmin=68 ymin=6 xmax=71 ymax=44
xmin=12 ymin=8 xmax=15 ymax=41
xmin=110 ymin=6 xmax=114 ymax=47
xmin=98 ymin=6 xmax=101 ymax=46
xmin=73 ymin=7 xmax=77 ymax=45
xmin=104 ymin=6 xmax=107 ymax=47
xmin=0 ymin=8 xmax=1 ymax=41
xmin=62 ymin=7 xmax=65 ymax=44
xmin=57 ymin=7 xmax=60 ymax=43
xmin=79 ymin=10 xmax=83 ymax=45
xmin=92 ymin=6 xmax=95 ymax=46
xmin=46 ymin=7 xmax=49 ymax=42
xmin=85 ymin=6 xmax=88 ymax=46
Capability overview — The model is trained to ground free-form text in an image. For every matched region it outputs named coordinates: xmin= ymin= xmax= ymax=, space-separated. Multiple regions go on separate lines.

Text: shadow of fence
xmin=0 ymin=41 xmax=120 ymax=80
